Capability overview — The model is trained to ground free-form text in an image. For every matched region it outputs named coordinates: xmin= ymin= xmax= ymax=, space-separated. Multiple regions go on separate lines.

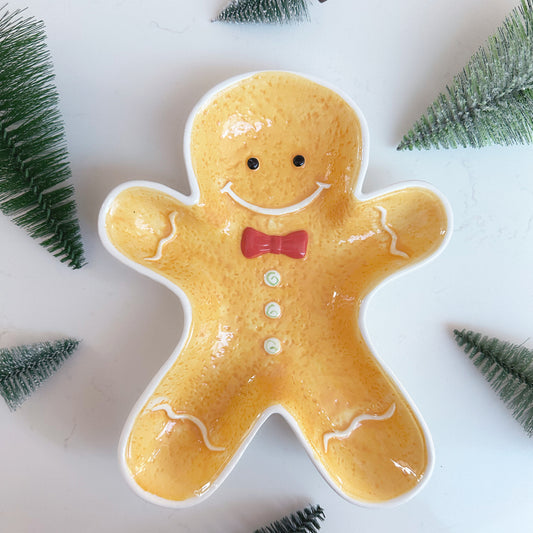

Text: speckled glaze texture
xmin=99 ymin=71 xmax=451 ymax=508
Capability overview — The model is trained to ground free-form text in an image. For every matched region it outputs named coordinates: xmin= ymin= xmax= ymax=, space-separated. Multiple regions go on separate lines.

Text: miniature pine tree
xmin=398 ymin=0 xmax=533 ymax=150
xmin=215 ymin=0 xmax=326 ymax=24
xmin=0 ymin=7 xmax=86 ymax=268
xmin=454 ymin=329 xmax=533 ymax=436
xmin=254 ymin=505 xmax=325 ymax=533
xmin=0 ymin=338 xmax=80 ymax=411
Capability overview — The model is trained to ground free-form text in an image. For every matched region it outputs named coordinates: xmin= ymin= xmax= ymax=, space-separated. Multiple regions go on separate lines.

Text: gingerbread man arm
xmin=369 ymin=185 xmax=449 ymax=263
xmin=334 ymin=185 xmax=449 ymax=283
xmin=100 ymin=182 xmax=212 ymax=285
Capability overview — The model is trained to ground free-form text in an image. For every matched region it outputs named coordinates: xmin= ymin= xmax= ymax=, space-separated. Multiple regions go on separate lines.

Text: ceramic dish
xmin=98 ymin=71 xmax=452 ymax=508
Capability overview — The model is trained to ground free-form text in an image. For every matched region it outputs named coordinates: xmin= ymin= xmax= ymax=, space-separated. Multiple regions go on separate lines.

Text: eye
xmin=293 ymin=155 xmax=305 ymax=167
xmin=247 ymin=157 xmax=259 ymax=170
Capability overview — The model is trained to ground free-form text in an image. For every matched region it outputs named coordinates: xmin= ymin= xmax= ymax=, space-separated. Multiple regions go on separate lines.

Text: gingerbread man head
xmin=186 ymin=72 xmax=365 ymax=226
xmin=99 ymin=71 xmax=450 ymax=508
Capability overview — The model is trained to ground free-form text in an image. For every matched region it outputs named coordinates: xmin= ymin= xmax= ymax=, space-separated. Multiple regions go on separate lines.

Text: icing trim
xmin=145 ymin=211 xmax=179 ymax=261
xmin=376 ymin=206 xmax=409 ymax=259
xmin=146 ymin=398 xmax=225 ymax=452
xmin=323 ymin=403 xmax=396 ymax=452
xmin=221 ymin=181 xmax=331 ymax=216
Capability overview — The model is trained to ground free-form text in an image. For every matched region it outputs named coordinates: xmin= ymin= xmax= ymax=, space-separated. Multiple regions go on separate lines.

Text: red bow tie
xmin=241 ymin=227 xmax=308 ymax=259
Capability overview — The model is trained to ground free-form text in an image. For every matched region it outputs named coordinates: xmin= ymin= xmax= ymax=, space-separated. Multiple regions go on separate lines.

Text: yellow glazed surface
xmin=102 ymin=72 xmax=449 ymax=505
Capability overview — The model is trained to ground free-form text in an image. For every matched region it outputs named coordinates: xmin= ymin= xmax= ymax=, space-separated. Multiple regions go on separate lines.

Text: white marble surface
xmin=1 ymin=1 xmax=532 ymax=531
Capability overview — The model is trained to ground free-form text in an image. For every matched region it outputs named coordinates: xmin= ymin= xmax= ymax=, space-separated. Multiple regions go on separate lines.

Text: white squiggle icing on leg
xmin=323 ymin=403 xmax=396 ymax=452
xmin=145 ymin=211 xmax=179 ymax=261
xmin=375 ymin=206 xmax=409 ymax=259
xmin=146 ymin=397 xmax=225 ymax=452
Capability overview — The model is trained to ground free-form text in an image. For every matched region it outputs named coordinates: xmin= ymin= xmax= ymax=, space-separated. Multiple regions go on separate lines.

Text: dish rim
xmin=98 ymin=70 xmax=453 ymax=509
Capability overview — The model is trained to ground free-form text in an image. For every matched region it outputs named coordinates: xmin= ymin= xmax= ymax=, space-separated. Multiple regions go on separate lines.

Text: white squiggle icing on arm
xmin=376 ymin=206 xmax=409 ymax=259
xmin=145 ymin=211 xmax=179 ymax=261
xmin=323 ymin=403 xmax=396 ymax=452
xmin=146 ymin=397 xmax=225 ymax=452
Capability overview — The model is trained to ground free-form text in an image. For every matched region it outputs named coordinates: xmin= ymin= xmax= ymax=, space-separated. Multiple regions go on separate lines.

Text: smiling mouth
xmin=221 ymin=181 xmax=331 ymax=216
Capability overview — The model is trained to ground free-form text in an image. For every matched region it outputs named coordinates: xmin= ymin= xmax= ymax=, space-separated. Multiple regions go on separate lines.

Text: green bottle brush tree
xmin=0 ymin=338 xmax=80 ymax=411
xmin=399 ymin=0 xmax=533 ymax=150
xmin=0 ymin=7 xmax=86 ymax=269
xmin=215 ymin=0 xmax=327 ymax=24
xmin=254 ymin=505 xmax=325 ymax=533
xmin=454 ymin=329 xmax=533 ymax=436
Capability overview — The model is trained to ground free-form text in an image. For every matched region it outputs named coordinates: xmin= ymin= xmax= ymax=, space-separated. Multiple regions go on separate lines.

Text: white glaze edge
xmin=97 ymin=70 xmax=453 ymax=509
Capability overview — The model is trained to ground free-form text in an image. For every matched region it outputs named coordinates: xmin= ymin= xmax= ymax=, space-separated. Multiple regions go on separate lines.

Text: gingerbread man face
xmin=188 ymin=73 xmax=362 ymax=224
xmin=99 ymin=72 xmax=450 ymax=508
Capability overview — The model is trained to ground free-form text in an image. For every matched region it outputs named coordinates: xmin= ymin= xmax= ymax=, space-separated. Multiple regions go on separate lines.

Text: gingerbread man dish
xmin=99 ymin=71 xmax=451 ymax=508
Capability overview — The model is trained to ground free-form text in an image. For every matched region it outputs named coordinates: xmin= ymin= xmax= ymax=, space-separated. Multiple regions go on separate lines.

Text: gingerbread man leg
xmin=122 ymin=336 xmax=277 ymax=502
xmin=281 ymin=325 xmax=429 ymax=504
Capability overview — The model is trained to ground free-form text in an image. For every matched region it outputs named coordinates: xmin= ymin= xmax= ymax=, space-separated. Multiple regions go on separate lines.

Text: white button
xmin=264 ymin=302 xmax=281 ymax=319
xmin=264 ymin=270 xmax=281 ymax=287
xmin=264 ymin=337 xmax=281 ymax=355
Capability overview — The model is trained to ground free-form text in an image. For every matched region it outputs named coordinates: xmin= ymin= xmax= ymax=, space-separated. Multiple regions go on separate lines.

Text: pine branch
xmin=215 ymin=0 xmax=320 ymax=24
xmin=399 ymin=0 xmax=533 ymax=150
xmin=0 ymin=338 xmax=80 ymax=410
xmin=0 ymin=6 xmax=86 ymax=268
xmin=453 ymin=329 xmax=533 ymax=436
xmin=254 ymin=505 xmax=325 ymax=533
